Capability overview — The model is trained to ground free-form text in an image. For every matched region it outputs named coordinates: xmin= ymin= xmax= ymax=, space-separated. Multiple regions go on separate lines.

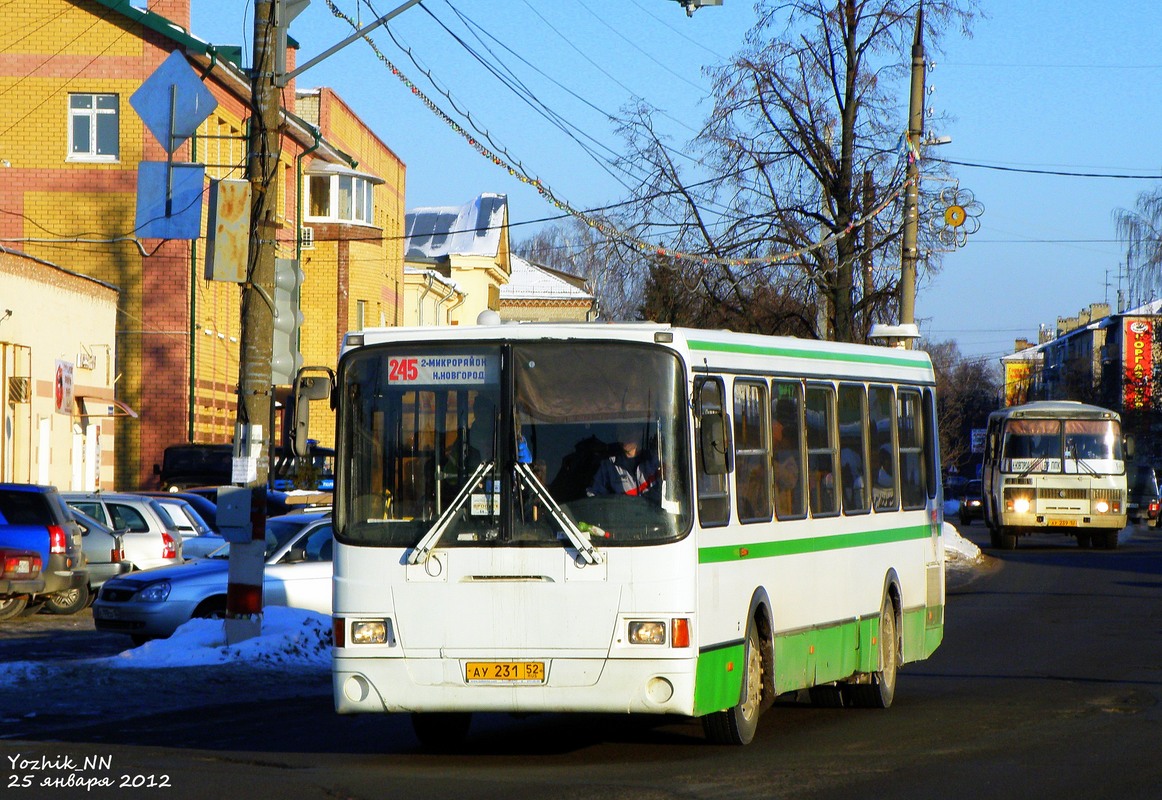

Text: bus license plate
xmin=1047 ymin=519 xmax=1077 ymax=527
xmin=465 ymin=661 xmax=545 ymax=683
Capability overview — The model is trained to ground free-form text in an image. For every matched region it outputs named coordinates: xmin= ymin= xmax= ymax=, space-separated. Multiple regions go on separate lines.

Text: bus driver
xmin=587 ymin=424 xmax=661 ymax=502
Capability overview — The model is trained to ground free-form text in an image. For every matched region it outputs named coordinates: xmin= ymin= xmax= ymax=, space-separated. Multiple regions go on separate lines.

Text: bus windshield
xmin=337 ymin=341 xmax=692 ymax=549
xmin=1001 ymin=418 xmax=1123 ymax=474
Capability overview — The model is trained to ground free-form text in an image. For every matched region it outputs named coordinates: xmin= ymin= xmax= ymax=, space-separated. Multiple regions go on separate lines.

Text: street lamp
xmin=672 ymin=0 xmax=722 ymax=16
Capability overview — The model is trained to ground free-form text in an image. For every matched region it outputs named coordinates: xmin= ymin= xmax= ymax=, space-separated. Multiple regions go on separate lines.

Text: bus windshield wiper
xmin=407 ymin=460 xmax=493 ymax=565
xmin=1070 ymin=451 xmax=1098 ymax=475
xmin=515 ymin=461 xmax=603 ymax=565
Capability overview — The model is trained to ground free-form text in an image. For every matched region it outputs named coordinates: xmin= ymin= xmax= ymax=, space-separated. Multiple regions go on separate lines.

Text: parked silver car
xmin=46 ymin=509 xmax=133 ymax=615
xmin=93 ymin=511 xmax=332 ymax=643
xmin=61 ymin=493 xmax=183 ymax=571
xmin=149 ymin=495 xmax=214 ymax=539
xmin=143 ymin=494 xmax=224 ymax=558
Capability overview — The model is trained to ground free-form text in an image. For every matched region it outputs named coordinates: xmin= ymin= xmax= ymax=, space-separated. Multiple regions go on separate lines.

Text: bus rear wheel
xmin=846 ymin=595 xmax=899 ymax=709
xmin=411 ymin=712 xmax=472 ymax=751
xmin=702 ymin=625 xmax=763 ymax=745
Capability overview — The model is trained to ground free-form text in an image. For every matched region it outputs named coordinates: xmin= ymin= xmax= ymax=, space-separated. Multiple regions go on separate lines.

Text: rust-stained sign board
xmin=204 ymin=179 xmax=252 ymax=283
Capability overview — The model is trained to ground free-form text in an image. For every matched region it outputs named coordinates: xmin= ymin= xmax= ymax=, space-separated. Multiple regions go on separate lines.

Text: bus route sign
xmin=387 ymin=355 xmax=498 ymax=386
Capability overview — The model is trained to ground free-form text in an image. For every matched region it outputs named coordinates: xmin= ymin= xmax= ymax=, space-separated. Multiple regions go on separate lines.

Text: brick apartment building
xmin=0 ymin=0 xmax=404 ymax=488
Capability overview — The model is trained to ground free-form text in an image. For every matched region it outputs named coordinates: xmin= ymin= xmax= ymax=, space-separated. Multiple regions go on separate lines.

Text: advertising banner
xmin=1123 ymin=318 xmax=1153 ymax=410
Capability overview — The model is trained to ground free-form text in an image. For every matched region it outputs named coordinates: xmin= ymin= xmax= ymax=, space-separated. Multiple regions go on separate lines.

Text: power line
xmin=933 ymin=157 xmax=1162 ymax=180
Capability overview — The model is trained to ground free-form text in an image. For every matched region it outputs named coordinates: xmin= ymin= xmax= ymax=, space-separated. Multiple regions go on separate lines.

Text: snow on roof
xmin=1122 ymin=298 xmax=1162 ymax=316
xmin=500 ymin=254 xmax=593 ymax=301
xmin=405 ymin=193 xmax=507 ymax=259
xmin=404 ymin=266 xmax=463 ymax=294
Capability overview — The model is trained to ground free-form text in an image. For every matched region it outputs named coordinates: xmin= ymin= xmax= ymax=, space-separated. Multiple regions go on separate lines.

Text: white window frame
xmin=304 ymin=173 xmax=376 ymax=225
xmin=67 ymin=93 xmax=119 ymax=162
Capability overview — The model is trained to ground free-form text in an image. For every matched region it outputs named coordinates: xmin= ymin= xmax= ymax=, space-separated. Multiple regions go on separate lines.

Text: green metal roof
xmin=92 ymin=0 xmax=211 ymax=55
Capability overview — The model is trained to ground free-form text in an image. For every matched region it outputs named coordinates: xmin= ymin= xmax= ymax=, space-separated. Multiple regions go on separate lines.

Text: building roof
xmin=1123 ymin=298 xmax=1162 ymax=316
xmin=500 ymin=255 xmax=593 ymax=301
xmin=404 ymin=194 xmax=507 ymax=259
xmin=94 ymin=0 xmax=213 ymax=57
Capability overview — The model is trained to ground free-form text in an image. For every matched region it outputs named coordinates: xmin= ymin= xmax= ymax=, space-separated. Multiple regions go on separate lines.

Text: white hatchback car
xmin=61 ymin=493 xmax=183 ymax=571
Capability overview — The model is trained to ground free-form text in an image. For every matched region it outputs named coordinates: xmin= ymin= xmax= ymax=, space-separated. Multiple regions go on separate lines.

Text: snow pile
xmin=108 ymin=606 xmax=332 ymax=670
xmin=943 ymin=521 xmax=983 ymax=565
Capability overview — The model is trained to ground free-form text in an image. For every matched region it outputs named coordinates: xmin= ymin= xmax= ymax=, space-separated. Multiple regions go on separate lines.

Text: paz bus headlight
xmin=1094 ymin=499 xmax=1110 ymax=514
xmin=1007 ymin=495 xmax=1032 ymax=514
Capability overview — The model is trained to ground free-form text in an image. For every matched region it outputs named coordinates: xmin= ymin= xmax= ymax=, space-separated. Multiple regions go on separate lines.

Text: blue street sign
xmin=135 ymin=162 xmax=206 ymax=239
xmin=130 ymin=50 xmax=217 ymax=153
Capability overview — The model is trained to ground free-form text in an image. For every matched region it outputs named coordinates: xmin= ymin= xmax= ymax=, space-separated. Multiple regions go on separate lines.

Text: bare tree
xmin=1115 ymin=187 xmax=1162 ymax=308
xmin=515 ymin=218 xmax=645 ymax=320
xmin=925 ymin=339 xmax=1000 ymax=472
xmin=617 ymin=0 xmax=976 ymax=341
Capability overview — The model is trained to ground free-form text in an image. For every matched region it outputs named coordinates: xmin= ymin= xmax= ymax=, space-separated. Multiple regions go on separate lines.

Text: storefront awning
xmin=77 ymin=396 xmax=138 ymax=419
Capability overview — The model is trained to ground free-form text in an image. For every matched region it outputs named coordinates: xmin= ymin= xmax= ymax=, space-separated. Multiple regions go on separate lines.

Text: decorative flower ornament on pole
xmin=929 ymin=185 xmax=983 ymax=248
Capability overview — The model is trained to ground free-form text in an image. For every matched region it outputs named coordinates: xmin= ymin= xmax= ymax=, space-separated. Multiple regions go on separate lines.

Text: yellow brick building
xmin=0 ymin=1 xmax=405 ymax=487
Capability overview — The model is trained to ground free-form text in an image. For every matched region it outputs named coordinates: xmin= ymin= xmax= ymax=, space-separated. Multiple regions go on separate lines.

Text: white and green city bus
xmin=981 ymin=401 xmax=1127 ymax=550
xmin=320 ymin=322 xmax=945 ymax=747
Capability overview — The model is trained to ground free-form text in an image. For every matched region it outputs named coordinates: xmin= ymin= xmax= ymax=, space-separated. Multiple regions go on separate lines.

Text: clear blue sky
xmin=191 ymin=1 xmax=1162 ymax=366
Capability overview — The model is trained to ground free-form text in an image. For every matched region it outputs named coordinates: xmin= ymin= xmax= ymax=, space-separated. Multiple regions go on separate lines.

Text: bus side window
xmin=734 ymin=379 xmax=771 ymax=523
xmin=839 ymin=383 xmax=870 ymax=514
xmin=869 ymin=385 xmax=897 ymax=512
xmin=923 ymin=388 xmax=939 ymax=500
xmin=695 ymin=377 xmax=731 ymax=527
xmin=806 ymin=384 xmax=839 ymax=517
xmin=771 ymin=380 xmax=807 ymax=519
xmin=898 ymin=389 xmax=927 ymax=510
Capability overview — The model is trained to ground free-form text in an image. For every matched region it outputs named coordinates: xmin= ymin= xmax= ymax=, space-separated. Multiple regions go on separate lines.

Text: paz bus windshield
xmin=336 ymin=341 xmax=692 ymax=548
xmin=1001 ymin=418 xmax=1124 ymax=475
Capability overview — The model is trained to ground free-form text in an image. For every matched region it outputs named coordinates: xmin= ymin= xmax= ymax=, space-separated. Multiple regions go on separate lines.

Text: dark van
xmin=155 ymin=444 xmax=233 ymax=491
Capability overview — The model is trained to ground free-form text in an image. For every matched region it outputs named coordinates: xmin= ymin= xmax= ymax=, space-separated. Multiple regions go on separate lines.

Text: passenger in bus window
xmin=873 ymin=445 xmax=896 ymax=509
xmin=771 ymin=404 xmax=800 ymax=517
xmin=587 ymin=424 xmax=661 ymax=502
xmin=841 ymin=446 xmax=866 ymax=510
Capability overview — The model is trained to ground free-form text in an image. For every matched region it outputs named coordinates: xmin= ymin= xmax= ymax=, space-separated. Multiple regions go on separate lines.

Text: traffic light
xmin=272 ymin=258 xmax=304 ymax=386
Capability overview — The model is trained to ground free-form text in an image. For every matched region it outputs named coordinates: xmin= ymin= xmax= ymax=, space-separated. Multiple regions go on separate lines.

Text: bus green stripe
xmin=694 ymin=606 xmax=944 ymax=714
xmin=697 ymin=524 xmax=932 ymax=564
xmin=687 ymin=338 xmax=929 ymax=370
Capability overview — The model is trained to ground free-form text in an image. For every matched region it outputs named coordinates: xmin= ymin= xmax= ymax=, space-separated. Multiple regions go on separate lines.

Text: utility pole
xmin=899 ymin=4 xmax=925 ymax=340
xmin=225 ymin=0 xmax=281 ymax=644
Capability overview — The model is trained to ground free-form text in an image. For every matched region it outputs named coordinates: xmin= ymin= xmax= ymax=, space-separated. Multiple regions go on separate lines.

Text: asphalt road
xmin=2 ymin=524 xmax=1160 ymax=800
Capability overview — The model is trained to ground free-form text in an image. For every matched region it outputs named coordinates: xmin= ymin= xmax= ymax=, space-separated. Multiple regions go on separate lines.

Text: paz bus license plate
xmin=1047 ymin=519 xmax=1077 ymax=527
xmin=465 ymin=661 xmax=545 ymax=683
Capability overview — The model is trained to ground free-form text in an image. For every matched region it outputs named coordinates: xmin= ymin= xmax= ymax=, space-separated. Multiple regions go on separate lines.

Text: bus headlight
xmin=1094 ymin=499 xmax=1110 ymax=514
xmin=628 ymin=621 xmax=667 ymax=645
xmin=1012 ymin=497 xmax=1031 ymax=514
xmin=351 ymin=619 xmax=395 ymax=646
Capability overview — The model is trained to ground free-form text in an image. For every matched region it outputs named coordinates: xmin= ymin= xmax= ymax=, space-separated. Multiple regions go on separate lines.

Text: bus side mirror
xmin=292 ymin=371 xmax=334 ymax=458
xmin=700 ymin=413 xmax=731 ymax=475
xmin=1125 ymin=434 xmax=1136 ymax=460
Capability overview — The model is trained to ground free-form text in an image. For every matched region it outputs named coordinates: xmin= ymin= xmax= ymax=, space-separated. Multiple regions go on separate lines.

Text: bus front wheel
xmin=993 ymin=527 xmax=1017 ymax=550
xmin=702 ymin=625 xmax=763 ymax=745
xmin=411 ymin=712 xmax=472 ymax=751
